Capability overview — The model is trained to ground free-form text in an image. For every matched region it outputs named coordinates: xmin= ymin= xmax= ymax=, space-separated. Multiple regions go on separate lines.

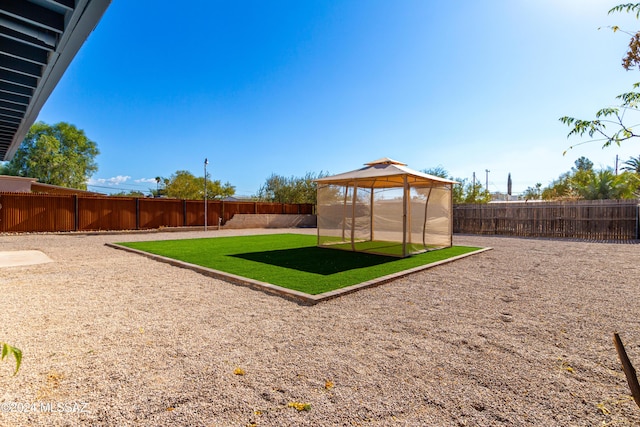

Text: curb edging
xmin=105 ymin=243 xmax=493 ymax=305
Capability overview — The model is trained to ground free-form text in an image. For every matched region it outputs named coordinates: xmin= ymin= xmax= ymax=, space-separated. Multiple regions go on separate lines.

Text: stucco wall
xmin=0 ymin=176 xmax=35 ymax=193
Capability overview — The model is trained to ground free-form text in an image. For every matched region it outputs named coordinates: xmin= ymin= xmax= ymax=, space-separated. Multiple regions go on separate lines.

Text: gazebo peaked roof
xmin=315 ymin=158 xmax=457 ymax=188
xmin=364 ymin=157 xmax=406 ymax=166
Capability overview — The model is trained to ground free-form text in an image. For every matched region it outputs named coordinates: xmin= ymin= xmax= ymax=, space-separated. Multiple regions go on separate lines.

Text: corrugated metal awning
xmin=0 ymin=0 xmax=111 ymax=161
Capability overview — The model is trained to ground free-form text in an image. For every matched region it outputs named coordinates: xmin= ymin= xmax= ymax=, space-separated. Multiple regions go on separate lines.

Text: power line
xmin=86 ymin=184 xmax=153 ymax=193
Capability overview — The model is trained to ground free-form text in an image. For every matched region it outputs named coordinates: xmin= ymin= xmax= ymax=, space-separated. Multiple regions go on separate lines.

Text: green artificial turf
xmin=118 ymin=234 xmax=481 ymax=295
xmin=320 ymin=239 xmax=442 ymax=257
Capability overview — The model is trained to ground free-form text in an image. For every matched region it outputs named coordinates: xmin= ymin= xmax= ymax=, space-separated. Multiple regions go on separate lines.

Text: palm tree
xmin=621 ymin=155 xmax=640 ymax=173
xmin=575 ymin=169 xmax=635 ymax=200
xmin=155 ymin=176 xmax=161 ymax=197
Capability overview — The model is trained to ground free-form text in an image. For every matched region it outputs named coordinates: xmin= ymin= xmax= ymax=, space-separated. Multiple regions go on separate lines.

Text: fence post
xmin=183 ymin=199 xmax=187 ymax=226
xmin=136 ymin=198 xmax=140 ymax=230
xmin=74 ymin=195 xmax=79 ymax=231
xmin=636 ymin=204 xmax=639 ymax=240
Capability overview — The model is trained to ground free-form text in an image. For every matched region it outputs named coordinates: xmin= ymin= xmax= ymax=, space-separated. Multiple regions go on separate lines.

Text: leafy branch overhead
xmin=560 ymin=3 xmax=640 ymax=149
xmin=610 ymin=3 xmax=640 ymax=70
xmin=559 ymin=92 xmax=640 ymax=151
xmin=559 ymin=87 xmax=640 ymax=152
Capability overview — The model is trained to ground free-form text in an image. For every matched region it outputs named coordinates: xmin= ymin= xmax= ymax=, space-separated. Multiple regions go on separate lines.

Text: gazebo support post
xmin=341 ymin=185 xmax=349 ymax=242
xmin=422 ymin=186 xmax=433 ymax=247
xmin=449 ymin=184 xmax=454 ymax=247
xmin=402 ymin=176 xmax=408 ymax=257
xmin=370 ymin=187 xmax=375 ymax=242
xmin=351 ymin=182 xmax=358 ymax=251
xmin=407 ymin=183 xmax=412 ymax=247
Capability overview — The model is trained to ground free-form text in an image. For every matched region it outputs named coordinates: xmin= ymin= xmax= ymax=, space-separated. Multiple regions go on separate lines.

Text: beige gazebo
xmin=315 ymin=158 xmax=456 ymax=257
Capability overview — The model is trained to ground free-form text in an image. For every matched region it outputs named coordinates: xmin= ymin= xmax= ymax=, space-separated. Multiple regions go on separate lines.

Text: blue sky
xmin=29 ymin=0 xmax=640 ymax=195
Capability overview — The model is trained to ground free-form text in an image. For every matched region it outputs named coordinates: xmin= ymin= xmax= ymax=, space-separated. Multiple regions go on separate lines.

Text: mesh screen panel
xmin=317 ymin=181 xmax=452 ymax=257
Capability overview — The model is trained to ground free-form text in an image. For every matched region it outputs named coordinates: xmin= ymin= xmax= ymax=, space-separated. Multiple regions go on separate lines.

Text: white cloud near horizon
xmin=134 ymin=178 xmax=158 ymax=184
xmin=88 ymin=175 xmax=131 ymax=186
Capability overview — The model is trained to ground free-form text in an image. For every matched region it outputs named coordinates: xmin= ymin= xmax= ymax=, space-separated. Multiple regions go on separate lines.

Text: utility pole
xmin=485 ymin=169 xmax=490 ymax=192
xmin=472 ymin=172 xmax=476 ymax=199
xmin=204 ymin=158 xmax=209 ymax=231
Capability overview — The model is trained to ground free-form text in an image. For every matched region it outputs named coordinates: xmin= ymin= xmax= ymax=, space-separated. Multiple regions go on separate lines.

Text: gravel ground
xmin=0 ymin=228 xmax=639 ymax=426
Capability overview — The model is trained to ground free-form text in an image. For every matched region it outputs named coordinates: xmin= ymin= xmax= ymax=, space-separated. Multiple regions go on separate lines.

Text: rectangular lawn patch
xmin=115 ymin=234 xmax=483 ymax=296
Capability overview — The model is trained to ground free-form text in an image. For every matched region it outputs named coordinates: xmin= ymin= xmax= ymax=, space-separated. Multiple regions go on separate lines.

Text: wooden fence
xmin=0 ymin=193 xmax=314 ymax=233
xmin=4 ymin=193 xmax=638 ymax=240
xmin=453 ymin=200 xmax=640 ymax=240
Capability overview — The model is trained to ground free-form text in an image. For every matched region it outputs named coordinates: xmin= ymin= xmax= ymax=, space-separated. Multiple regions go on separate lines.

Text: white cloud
xmin=135 ymin=178 xmax=158 ymax=184
xmin=88 ymin=175 xmax=131 ymax=186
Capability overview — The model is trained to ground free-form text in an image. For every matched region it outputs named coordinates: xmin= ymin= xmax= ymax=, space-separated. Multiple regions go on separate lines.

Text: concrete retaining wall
xmin=222 ymin=214 xmax=317 ymax=229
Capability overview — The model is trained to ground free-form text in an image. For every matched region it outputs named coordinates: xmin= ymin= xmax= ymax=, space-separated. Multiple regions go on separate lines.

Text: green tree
xmin=575 ymin=169 xmax=637 ymax=199
xmin=164 ymin=170 xmax=235 ymax=200
xmin=560 ymin=4 xmax=640 ymax=149
xmin=257 ymin=172 xmax=327 ymax=204
xmin=452 ymin=177 xmax=491 ymax=204
xmin=621 ymin=154 xmax=640 ymax=172
xmin=540 ymin=158 xmax=584 ymax=200
xmin=149 ymin=176 xmax=169 ymax=197
xmin=541 ymin=157 xmax=639 ymax=200
xmin=573 ymin=156 xmax=594 ymax=172
xmin=421 ymin=167 xmax=490 ymax=204
xmin=451 ymin=178 xmax=466 ymax=203
xmin=110 ymin=190 xmax=146 ymax=197
xmin=422 ymin=165 xmax=449 ymax=179
xmin=4 ymin=122 xmax=99 ymax=189
xmin=522 ymin=183 xmax=543 ymax=200
xmin=542 ymin=171 xmax=575 ymax=200
xmin=569 ymin=157 xmax=598 ymax=195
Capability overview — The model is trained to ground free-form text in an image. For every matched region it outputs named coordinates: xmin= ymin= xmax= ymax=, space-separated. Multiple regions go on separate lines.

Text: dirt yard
xmin=0 ymin=229 xmax=639 ymax=426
